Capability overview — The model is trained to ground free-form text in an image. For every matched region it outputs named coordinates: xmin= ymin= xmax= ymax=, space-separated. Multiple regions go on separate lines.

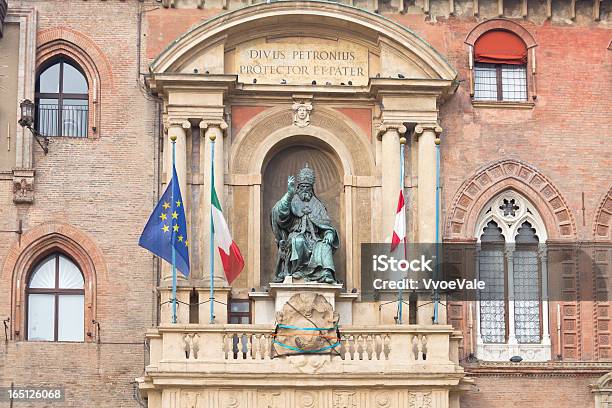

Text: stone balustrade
xmin=140 ymin=324 xmax=468 ymax=406
xmin=146 ymin=324 xmax=460 ymax=369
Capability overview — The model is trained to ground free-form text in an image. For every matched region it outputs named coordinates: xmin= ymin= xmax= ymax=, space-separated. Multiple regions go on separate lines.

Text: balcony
xmin=139 ymin=323 xmax=469 ymax=406
xmin=139 ymin=284 xmax=471 ymax=406
xmin=37 ymin=102 xmax=88 ymax=138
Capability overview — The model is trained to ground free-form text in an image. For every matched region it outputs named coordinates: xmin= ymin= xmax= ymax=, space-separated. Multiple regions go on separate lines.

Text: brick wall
xmin=1 ymin=1 xmax=158 ymax=406
xmin=461 ymin=373 xmax=602 ymax=408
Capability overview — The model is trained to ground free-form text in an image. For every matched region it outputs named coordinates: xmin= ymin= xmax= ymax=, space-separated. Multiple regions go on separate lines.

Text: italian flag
xmin=391 ymin=189 xmax=406 ymax=252
xmin=212 ymin=184 xmax=245 ymax=284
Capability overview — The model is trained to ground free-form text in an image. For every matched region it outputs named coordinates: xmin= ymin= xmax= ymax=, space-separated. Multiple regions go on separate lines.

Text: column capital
xmin=377 ymin=122 xmax=407 ymax=139
xmin=167 ymin=119 xmax=191 ymax=129
xmin=414 ymin=123 xmax=443 ymax=135
xmin=199 ymin=119 xmax=228 ymax=132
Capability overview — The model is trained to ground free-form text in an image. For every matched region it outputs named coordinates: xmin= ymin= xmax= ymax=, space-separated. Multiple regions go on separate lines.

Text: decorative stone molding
xmin=154 ymin=0 xmax=606 ymax=22
xmin=408 ymin=391 xmax=433 ymax=408
xmin=333 ymin=391 xmax=357 ymax=408
xmin=12 ymin=168 xmax=35 ymax=203
xmin=292 ymin=101 xmax=312 ymax=128
xmin=593 ymin=187 xmax=612 ymax=240
xmin=446 ymin=159 xmax=576 ymax=240
xmin=476 ymin=343 xmax=552 ymax=362
xmin=2 ymin=222 xmax=106 ymax=341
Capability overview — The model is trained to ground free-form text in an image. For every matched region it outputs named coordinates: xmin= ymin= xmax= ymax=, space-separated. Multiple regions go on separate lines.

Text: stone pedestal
xmin=158 ymin=286 xmax=191 ymax=324
xmin=250 ymin=279 xmax=356 ymax=324
xmin=269 ymin=279 xmax=343 ymax=313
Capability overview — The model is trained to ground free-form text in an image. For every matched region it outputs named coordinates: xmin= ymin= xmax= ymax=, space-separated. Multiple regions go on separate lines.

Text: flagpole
xmin=398 ymin=135 xmax=406 ymax=324
xmin=433 ymin=137 xmax=441 ymax=324
xmin=170 ymin=135 xmax=178 ymax=324
xmin=209 ymin=133 xmax=216 ymax=324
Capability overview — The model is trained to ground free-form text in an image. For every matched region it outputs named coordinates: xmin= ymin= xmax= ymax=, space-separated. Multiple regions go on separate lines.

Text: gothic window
xmin=26 ymin=253 xmax=85 ymax=342
xmin=475 ymin=191 xmax=550 ymax=361
xmin=473 ymin=30 xmax=528 ymax=102
xmin=35 ymin=57 xmax=89 ymax=137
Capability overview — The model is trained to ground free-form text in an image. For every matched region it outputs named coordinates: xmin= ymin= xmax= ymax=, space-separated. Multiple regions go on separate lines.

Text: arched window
xmin=35 ymin=57 xmax=89 ymax=137
xmin=475 ymin=191 xmax=551 ymax=361
xmin=26 ymin=253 xmax=85 ymax=342
xmin=473 ymin=30 xmax=528 ymax=102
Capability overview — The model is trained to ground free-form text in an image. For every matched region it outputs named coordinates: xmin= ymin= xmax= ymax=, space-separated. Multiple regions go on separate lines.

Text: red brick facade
xmin=0 ymin=0 xmax=609 ymax=406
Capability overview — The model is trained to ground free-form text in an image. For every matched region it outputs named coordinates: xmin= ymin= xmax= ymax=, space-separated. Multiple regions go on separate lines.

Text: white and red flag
xmin=391 ymin=189 xmax=406 ymax=252
xmin=211 ymin=184 xmax=245 ymax=284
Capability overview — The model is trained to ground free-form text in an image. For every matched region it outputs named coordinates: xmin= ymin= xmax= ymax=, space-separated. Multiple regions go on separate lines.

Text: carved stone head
xmin=292 ymin=101 xmax=312 ymax=127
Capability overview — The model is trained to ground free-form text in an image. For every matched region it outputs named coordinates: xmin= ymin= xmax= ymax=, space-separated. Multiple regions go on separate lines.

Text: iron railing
xmin=37 ymin=103 xmax=89 ymax=138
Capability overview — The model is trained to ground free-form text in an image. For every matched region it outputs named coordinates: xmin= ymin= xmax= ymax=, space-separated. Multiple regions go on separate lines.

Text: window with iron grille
xmin=474 ymin=63 xmax=528 ymax=102
xmin=35 ymin=57 xmax=89 ymax=137
xmin=472 ymin=29 xmax=529 ymax=102
xmin=476 ymin=191 xmax=547 ymax=354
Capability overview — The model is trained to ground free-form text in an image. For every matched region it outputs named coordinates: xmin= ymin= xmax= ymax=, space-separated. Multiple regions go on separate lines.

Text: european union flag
xmin=139 ymin=165 xmax=190 ymax=276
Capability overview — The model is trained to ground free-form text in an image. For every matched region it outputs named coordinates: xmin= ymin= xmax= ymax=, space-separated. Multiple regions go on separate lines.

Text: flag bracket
xmin=197 ymin=298 xmax=226 ymax=306
xmin=159 ymin=298 xmax=190 ymax=307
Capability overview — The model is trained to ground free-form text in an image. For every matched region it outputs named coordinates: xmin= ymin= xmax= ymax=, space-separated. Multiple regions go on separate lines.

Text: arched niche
xmin=261 ymin=137 xmax=346 ymax=285
xmin=227 ymin=105 xmax=375 ymax=290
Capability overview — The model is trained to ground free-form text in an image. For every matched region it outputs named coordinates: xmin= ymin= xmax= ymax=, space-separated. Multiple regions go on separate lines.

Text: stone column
xmin=200 ymin=120 xmax=228 ymax=286
xmin=379 ymin=123 xmax=406 ymax=242
xmin=506 ymin=244 xmax=518 ymax=345
xmin=162 ymin=120 xmax=190 ymax=282
xmin=415 ymin=123 xmax=442 ymax=243
xmin=540 ymin=246 xmax=551 ymax=345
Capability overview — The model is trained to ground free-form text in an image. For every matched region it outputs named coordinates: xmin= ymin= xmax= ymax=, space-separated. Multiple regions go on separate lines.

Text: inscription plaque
xmin=235 ymin=38 xmax=369 ymax=86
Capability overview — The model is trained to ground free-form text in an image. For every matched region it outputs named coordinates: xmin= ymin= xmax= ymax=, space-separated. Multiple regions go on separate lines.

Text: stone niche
xmin=261 ymin=141 xmax=346 ymax=286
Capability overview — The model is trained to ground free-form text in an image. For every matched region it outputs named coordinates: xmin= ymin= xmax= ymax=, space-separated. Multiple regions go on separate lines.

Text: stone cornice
xmin=463 ymin=361 xmax=612 ymax=377
xmin=147 ymin=74 xmax=237 ymax=96
xmin=148 ymin=73 xmax=456 ymax=106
